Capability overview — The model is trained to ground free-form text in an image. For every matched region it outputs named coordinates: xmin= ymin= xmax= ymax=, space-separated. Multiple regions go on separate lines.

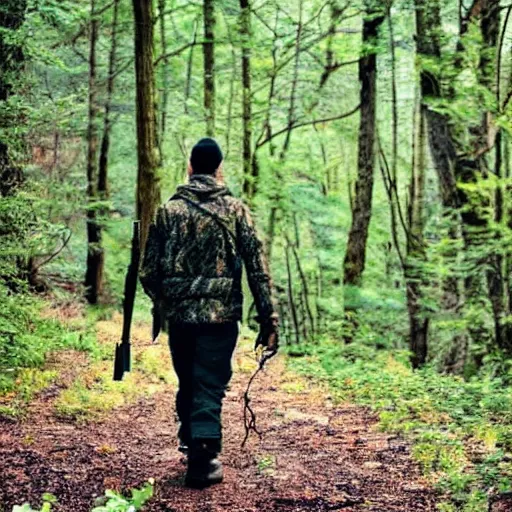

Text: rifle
xmin=113 ymin=221 xmax=141 ymax=381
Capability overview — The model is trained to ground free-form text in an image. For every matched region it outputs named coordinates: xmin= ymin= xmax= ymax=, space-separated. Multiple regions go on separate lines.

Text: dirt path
xmin=0 ymin=319 xmax=438 ymax=512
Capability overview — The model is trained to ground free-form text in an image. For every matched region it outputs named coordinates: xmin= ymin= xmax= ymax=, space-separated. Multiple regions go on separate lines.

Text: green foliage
xmin=287 ymin=333 xmax=512 ymax=510
xmin=1 ymin=1 xmax=512 ymax=509
xmin=12 ymin=482 xmax=154 ymax=512
xmin=53 ymin=357 xmax=163 ymax=421
xmin=256 ymin=454 xmax=276 ymax=475
xmin=0 ymin=282 xmax=97 ymax=413
xmin=91 ymin=481 xmax=154 ymax=512
xmin=12 ymin=493 xmax=57 ymax=512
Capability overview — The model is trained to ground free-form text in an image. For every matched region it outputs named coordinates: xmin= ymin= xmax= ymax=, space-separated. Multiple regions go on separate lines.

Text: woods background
xmin=1 ymin=0 xmax=512 ymax=510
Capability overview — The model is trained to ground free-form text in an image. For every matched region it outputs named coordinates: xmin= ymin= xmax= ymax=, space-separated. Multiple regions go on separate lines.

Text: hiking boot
xmin=185 ymin=439 xmax=223 ymax=489
xmin=177 ymin=423 xmax=190 ymax=455
xmin=185 ymin=457 xmax=223 ymax=489
xmin=178 ymin=439 xmax=189 ymax=455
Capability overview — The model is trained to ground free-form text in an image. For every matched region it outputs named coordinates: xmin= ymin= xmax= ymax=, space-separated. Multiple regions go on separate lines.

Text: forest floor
xmin=0 ymin=308 xmax=441 ymax=512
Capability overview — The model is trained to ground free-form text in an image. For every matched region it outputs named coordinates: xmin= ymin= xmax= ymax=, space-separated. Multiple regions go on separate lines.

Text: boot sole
xmin=185 ymin=474 xmax=223 ymax=489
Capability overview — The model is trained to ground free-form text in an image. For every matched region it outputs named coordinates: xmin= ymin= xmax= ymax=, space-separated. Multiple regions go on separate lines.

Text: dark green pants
xmin=168 ymin=322 xmax=238 ymax=451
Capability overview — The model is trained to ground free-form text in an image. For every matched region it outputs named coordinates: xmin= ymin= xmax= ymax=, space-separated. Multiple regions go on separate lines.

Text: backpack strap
xmin=170 ymin=194 xmax=238 ymax=250
xmin=169 ymin=193 xmax=243 ymax=289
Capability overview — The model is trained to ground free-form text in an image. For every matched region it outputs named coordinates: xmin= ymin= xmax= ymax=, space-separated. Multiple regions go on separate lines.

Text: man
xmin=140 ymin=138 xmax=278 ymax=489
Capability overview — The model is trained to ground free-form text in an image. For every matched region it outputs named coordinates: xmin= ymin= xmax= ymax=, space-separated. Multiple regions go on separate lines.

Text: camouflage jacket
xmin=140 ymin=174 xmax=277 ymax=325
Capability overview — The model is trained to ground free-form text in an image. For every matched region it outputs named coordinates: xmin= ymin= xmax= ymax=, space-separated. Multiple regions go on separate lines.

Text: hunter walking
xmin=140 ymin=138 xmax=278 ymax=488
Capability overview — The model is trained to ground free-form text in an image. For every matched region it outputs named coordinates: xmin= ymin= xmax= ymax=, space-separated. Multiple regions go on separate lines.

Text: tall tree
xmin=342 ymin=6 xmax=385 ymax=286
xmin=414 ymin=0 xmax=506 ymax=368
xmin=415 ymin=0 xmax=471 ymax=373
xmin=85 ymin=0 xmax=104 ymax=304
xmin=132 ymin=0 xmax=161 ymax=250
xmin=158 ymin=0 xmax=170 ymax=161
xmin=203 ymin=0 xmax=215 ymax=137
xmin=240 ymin=0 xmax=254 ymax=198
xmin=406 ymin=101 xmax=429 ymax=368
xmin=98 ymin=0 xmax=120 ymax=212
xmin=477 ymin=1 xmax=512 ymax=356
xmin=0 ymin=0 xmax=27 ymax=198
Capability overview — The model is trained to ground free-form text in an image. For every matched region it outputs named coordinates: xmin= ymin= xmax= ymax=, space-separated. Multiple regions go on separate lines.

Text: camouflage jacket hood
xmin=174 ymin=174 xmax=231 ymax=203
xmin=140 ymin=174 xmax=277 ymax=325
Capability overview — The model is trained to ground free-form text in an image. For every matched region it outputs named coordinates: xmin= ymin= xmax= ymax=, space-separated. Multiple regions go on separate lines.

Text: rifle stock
xmin=113 ymin=221 xmax=141 ymax=381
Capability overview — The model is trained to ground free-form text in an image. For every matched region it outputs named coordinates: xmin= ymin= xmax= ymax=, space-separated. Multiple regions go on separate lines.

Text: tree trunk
xmin=280 ymin=0 xmax=303 ymax=160
xmin=0 ymin=0 xmax=27 ymax=199
xmin=291 ymin=243 xmax=315 ymax=340
xmin=406 ymin=102 xmax=429 ymax=368
xmin=484 ymin=1 xmax=511 ymax=356
xmin=158 ymin=0 xmax=169 ymax=162
xmin=285 ymin=243 xmax=300 ymax=344
xmin=415 ymin=0 xmax=470 ymax=373
xmin=415 ymin=0 xmax=458 ymax=208
xmin=456 ymin=0 xmax=499 ymax=305
xmin=203 ymin=0 xmax=215 ymax=137
xmin=133 ymin=0 xmax=161 ymax=251
xmin=240 ymin=0 xmax=254 ymax=198
xmin=178 ymin=18 xmax=198 ymax=176
xmin=85 ymin=0 xmax=104 ymax=304
xmin=453 ymin=1 xmax=505 ymax=358
xmin=342 ymin=11 xmax=384 ymax=286
xmin=98 ymin=0 xmax=120 ymax=202
xmin=225 ymin=20 xmax=237 ymax=158
xmin=488 ymin=131 xmax=510 ymax=353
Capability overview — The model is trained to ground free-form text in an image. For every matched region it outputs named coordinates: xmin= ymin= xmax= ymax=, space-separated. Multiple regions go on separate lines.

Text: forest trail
xmin=0 ymin=312 xmax=438 ymax=512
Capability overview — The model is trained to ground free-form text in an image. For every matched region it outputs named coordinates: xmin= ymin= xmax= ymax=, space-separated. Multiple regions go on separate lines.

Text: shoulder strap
xmin=171 ymin=194 xmax=238 ymax=244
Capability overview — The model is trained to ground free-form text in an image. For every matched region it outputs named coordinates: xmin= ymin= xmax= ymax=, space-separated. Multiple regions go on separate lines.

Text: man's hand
xmin=255 ymin=318 xmax=279 ymax=355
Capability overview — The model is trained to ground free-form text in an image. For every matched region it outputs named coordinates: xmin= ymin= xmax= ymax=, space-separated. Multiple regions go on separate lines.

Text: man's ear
xmin=187 ymin=160 xmax=193 ymax=177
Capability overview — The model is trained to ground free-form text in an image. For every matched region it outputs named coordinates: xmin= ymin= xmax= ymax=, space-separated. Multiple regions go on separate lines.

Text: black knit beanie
xmin=190 ymin=138 xmax=223 ymax=175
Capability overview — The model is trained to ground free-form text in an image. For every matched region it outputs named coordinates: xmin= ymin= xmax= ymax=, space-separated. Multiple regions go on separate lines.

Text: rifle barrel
xmin=114 ymin=221 xmax=140 ymax=381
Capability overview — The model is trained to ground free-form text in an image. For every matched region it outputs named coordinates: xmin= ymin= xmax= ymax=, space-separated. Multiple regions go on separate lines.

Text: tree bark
xmin=98 ymin=0 xmax=120 ymax=201
xmin=158 ymin=0 xmax=169 ymax=161
xmin=177 ymin=18 xmax=198 ymax=176
xmin=415 ymin=0 xmax=469 ymax=373
xmin=456 ymin=0 xmax=499 ymax=299
xmin=203 ymin=0 xmax=215 ymax=137
xmin=415 ymin=0 xmax=458 ymax=207
xmin=414 ymin=0 xmax=506 ymax=370
xmin=280 ymin=0 xmax=303 ymax=160
xmin=85 ymin=0 xmax=104 ymax=304
xmin=484 ymin=1 xmax=512 ymax=356
xmin=291 ymin=243 xmax=315 ymax=340
xmin=342 ymin=10 xmax=384 ymax=286
xmin=133 ymin=0 xmax=162 ymax=251
xmin=0 ymin=0 xmax=27 ymax=199
xmin=406 ymin=101 xmax=429 ymax=368
xmin=240 ymin=0 xmax=254 ymax=198
xmin=454 ymin=1 xmax=505 ymax=358
xmin=225 ymin=17 xmax=237 ymax=158
xmin=285 ymin=243 xmax=300 ymax=344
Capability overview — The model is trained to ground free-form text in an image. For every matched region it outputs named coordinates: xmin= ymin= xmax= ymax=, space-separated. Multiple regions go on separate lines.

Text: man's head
xmin=189 ymin=138 xmax=223 ymax=176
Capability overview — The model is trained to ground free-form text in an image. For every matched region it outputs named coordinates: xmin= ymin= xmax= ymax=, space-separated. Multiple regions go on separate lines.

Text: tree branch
xmin=154 ymin=41 xmax=200 ymax=66
xmin=256 ymin=103 xmax=360 ymax=149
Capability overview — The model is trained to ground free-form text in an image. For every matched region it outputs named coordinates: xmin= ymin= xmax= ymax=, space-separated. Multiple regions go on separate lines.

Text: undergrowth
xmin=286 ymin=339 xmax=512 ymax=511
xmin=0 ymin=283 xmax=97 ymax=417
xmin=54 ymin=344 xmax=174 ymax=421
xmin=12 ymin=480 xmax=154 ymax=512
